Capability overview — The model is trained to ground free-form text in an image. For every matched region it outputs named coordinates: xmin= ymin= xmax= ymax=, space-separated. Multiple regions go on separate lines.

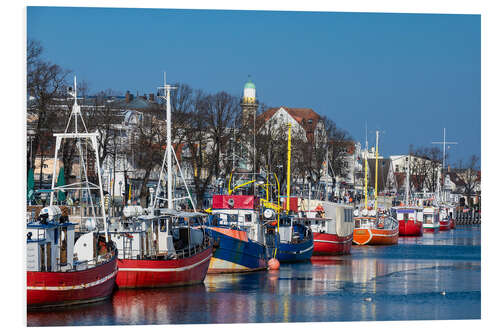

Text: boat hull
xmin=423 ymin=225 xmax=440 ymax=233
xmin=439 ymin=220 xmax=451 ymax=231
xmin=277 ymin=238 xmax=314 ymax=263
xmin=27 ymin=254 xmax=118 ymax=309
xmin=353 ymin=228 xmax=399 ymax=245
xmin=398 ymin=219 xmax=423 ymax=236
xmin=312 ymin=232 xmax=352 ymax=255
xmin=206 ymin=227 xmax=267 ymax=274
xmin=115 ymin=247 xmax=212 ymax=288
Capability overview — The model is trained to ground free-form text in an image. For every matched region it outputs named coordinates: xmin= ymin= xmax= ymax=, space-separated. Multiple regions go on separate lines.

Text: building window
xmin=308 ymin=119 xmax=313 ymax=124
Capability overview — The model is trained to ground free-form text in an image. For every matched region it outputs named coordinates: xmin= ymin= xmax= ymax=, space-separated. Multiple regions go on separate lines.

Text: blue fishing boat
xmin=275 ymin=214 xmax=314 ymax=262
xmin=206 ymin=194 xmax=269 ymax=273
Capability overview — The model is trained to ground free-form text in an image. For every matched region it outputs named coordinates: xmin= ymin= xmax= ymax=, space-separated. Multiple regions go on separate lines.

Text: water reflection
xmin=28 ymin=226 xmax=480 ymax=326
xmin=27 ymin=297 xmax=115 ymax=326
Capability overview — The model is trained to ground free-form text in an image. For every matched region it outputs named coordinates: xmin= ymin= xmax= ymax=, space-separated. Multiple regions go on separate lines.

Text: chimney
xmin=149 ymin=93 xmax=155 ymax=102
xmin=448 ymin=165 xmax=451 ymax=172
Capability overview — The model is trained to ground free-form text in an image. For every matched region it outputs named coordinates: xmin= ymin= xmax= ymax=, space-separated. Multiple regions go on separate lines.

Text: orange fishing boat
xmin=353 ymin=130 xmax=399 ymax=246
xmin=353 ymin=214 xmax=399 ymax=245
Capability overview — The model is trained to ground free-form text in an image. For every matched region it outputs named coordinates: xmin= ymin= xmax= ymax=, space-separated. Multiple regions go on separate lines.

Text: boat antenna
xmin=286 ymin=123 xmax=292 ymax=214
xmin=432 ymin=128 xmax=457 ymax=203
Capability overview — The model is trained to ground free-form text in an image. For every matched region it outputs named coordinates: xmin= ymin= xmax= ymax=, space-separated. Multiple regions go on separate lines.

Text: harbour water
xmin=27 ymin=225 xmax=480 ymax=326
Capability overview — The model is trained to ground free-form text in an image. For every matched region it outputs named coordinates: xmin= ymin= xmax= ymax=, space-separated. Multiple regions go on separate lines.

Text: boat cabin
xmin=27 ymin=206 xmax=113 ymax=273
xmin=211 ymin=194 xmax=265 ymax=244
xmin=277 ymin=215 xmax=312 ymax=245
xmin=354 ymin=213 xmax=398 ymax=230
xmin=423 ymin=207 xmax=440 ymax=226
xmin=26 ymin=208 xmax=76 ymax=273
xmin=108 ymin=208 xmax=209 ymax=260
xmin=393 ymin=207 xmax=423 ymax=223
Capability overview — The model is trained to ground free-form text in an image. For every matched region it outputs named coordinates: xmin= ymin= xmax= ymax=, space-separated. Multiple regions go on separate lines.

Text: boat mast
xmin=49 ymin=76 xmax=109 ymax=241
xmin=405 ymin=155 xmax=410 ymax=205
xmin=364 ymin=123 xmax=368 ymax=210
xmin=155 ymin=73 xmax=177 ymax=210
xmin=432 ymin=128 xmax=457 ymax=203
xmin=374 ymin=130 xmax=379 ymax=212
xmin=326 ymin=145 xmax=329 ymax=201
xmin=286 ymin=123 xmax=292 ymax=213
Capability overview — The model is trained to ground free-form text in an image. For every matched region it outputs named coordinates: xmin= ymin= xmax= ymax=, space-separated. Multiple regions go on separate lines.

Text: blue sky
xmin=27 ymin=7 xmax=480 ymax=166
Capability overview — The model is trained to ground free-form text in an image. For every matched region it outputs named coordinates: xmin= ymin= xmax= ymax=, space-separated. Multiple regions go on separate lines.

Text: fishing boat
xmin=107 ymin=75 xmax=212 ymax=288
xmin=27 ymin=77 xmax=118 ymax=309
xmin=353 ymin=130 xmax=399 ymax=245
xmin=394 ymin=206 xmax=424 ymax=236
xmin=273 ymin=213 xmax=314 ymax=262
xmin=206 ymin=194 xmax=268 ymax=273
xmin=393 ymin=155 xmax=424 ymax=236
xmin=269 ymin=123 xmax=313 ymax=262
xmin=438 ymin=206 xmax=452 ymax=231
xmin=27 ymin=208 xmax=117 ymax=308
xmin=300 ymin=200 xmax=354 ymax=255
xmin=422 ymin=206 xmax=440 ymax=233
xmin=108 ymin=208 xmax=212 ymax=288
xmin=353 ymin=212 xmax=399 ymax=245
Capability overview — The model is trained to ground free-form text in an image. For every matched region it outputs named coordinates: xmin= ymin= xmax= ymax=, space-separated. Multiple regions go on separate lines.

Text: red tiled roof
xmin=258 ymin=106 xmax=321 ymax=142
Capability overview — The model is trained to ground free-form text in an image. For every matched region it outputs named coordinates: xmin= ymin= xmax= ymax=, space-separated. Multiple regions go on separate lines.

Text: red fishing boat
xmin=393 ymin=155 xmax=423 ymax=236
xmin=302 ymin=201 xmax=354 ymax=255
xmin=109 ymin=209 xmax=212 ymax=288
xmin=27 ymin=77 xmax=117 ymax=309
xmin=27 ymin=208 xmax=118 ymax=309
xmin=108 ymin=77 xmax=212 ymax=288
xmin=394 ymin=206 xmax=423 ymax=236
xmin=439 ymin=204 xmax=456 ymax=230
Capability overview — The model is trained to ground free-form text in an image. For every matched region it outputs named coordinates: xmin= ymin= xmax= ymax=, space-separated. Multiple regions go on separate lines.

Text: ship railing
xmin=163 ymin=235 xmax=211 ymax=259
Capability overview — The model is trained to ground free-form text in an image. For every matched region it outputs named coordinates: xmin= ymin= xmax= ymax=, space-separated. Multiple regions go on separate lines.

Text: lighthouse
xmin=240 ymin=77 xmax=258 ymax=122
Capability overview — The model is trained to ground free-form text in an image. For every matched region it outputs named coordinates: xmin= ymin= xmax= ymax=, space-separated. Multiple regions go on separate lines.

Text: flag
xmin=56 ymin=167 xmax=66 ymax=202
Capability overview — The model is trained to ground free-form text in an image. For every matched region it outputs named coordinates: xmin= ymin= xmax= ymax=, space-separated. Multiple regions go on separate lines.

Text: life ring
xmin=270 ymin=220 xmax=277 ymax=226
xmin=125 ymin=233 xmax=133 ymax=239
xmin=377 ymin=222 xmax=384 ymax=229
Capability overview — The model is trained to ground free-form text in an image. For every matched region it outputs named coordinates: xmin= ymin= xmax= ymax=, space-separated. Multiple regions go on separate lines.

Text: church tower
xmin=240 ymin=77 xmax=258 ymax=122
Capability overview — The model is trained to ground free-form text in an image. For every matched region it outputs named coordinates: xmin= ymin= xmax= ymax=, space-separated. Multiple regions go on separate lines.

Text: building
xmin=240 ymin=78 xmax=258 ymax=121
xmin=257 ymin=106 xmax=325 ymax=144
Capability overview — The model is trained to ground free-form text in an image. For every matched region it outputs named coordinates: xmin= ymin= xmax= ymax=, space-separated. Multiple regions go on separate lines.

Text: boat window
xmin=60 ymin=227 xmax=67 ymax=266
xmin=40 ymin=244 xmax=46 ymax=272
xmin=46 ymin=243 xmax=51 ymax=272
xmin=245 ymin=214 xmax=252 ymax=222
xmin=345 ymin=209 xmax=353 ymax=222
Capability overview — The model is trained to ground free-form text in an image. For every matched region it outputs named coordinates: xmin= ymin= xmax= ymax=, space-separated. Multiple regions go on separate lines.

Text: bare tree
xmin=455 ymin=155 xmax=480 ymax=206
xmin=27 ymin=39 xmax=71 ymax=174
xmin=126 ymin=105 xmax=165 ymax=207
xmin=411 ymin=146 xmax=442 ymax=192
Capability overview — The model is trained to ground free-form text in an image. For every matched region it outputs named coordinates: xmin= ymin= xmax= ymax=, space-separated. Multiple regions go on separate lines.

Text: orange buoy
xmin=268 ymin=258 xmax=280 ymax=270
